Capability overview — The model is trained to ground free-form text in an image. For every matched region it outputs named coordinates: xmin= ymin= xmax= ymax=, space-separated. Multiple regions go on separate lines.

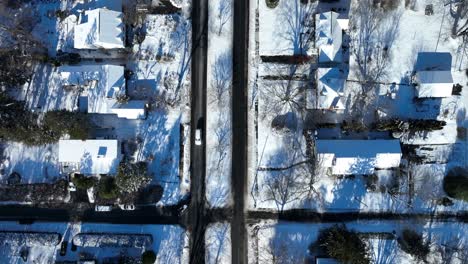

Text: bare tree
xmin=258 ymin=231 xmax=307 ymax=264
xmin=278 ymin=0 xmax=314 ymax=55
xmin=263 ymin=136 xmax=309 ymax=212
xmin=205 ymin=223 xmax=230 ymax=264
xmin=261 ymin=79 xmax=306 ymax=120
xmin=216 ymin=0 xmax=232 ymax=35
xmin=450 ymin=0 xmax=468 ymax=37
xmin=352 ymin=0 xmax=401 ymax=85
xmin=210 ymin=51 xmax=232 ymax=105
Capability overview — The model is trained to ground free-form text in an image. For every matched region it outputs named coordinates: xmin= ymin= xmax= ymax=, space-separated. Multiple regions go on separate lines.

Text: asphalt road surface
xmin=188 ymin=0 xmax=208 ymax=262
xmin=231 ymin=0 xmax=250 ymax=262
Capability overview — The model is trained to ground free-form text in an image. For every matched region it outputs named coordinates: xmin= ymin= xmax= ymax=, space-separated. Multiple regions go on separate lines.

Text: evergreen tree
xmin=318 ymin=224 xmax=370 ymax=264
xmin=398 ymin=229 xmax=430 ymax=261
xmin=116 ymin=162 xmax=152 ymax=193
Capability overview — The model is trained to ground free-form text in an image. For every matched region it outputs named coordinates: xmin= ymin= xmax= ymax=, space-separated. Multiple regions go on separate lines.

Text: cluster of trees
xmin=397 ymin=229 xmax=430 ymax=262
xmin=317 ymin=225 xmax=371 ymax=264
xmin=74 ymin=162 xmax=152 ymax=201
xmin=443 ymin=167 xmax=468 ymax=202
xmin=316 ymin=225 xmax=432 ymax=263
xmin=375 ymin=118 xmax=446 ymax=133
xmin=0 ymin=94 xmax=91 ymax=145
xmin=0 ymin=1 xmax=46 ymax=89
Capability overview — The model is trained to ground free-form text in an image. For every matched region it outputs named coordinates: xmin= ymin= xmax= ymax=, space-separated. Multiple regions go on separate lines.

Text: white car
xmin=119 ymin=204 xmax=135 ymax=211
xmin=95 ymin=205 xmax=112 ymax=212
xmin=68 ymin=182 xmax=76 ymax=192
xmin=195 ymin=129 xmax=202 ymax=146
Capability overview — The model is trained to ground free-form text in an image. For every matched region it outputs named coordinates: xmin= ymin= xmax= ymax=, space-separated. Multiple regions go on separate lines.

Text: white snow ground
xmin=248 ymin=0 xmax=468 ymax=213
xmin=205 ymin=0 xmax=233 ymax=208
xmin=205 ymin=222 xmax=231 ymax=264
xmin=0 ymin=143 xmax=61 ymax=184
xmin=250 ymin=220 xmax=468 ymax=264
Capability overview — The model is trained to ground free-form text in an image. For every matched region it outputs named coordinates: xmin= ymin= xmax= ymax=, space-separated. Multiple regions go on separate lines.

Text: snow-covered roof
xmin=315 ymin=11 xmax=343 ymax=63
xmin=414 ymin=52 xmax=452 ymax=71
xmin=415 ymin=71 xmax=453 ymax=98
xmin=313 ymin=67 xmax=346 ymax=110
xmin=74 ymin=8 xmax=124 ymax=49
xmin=413 ymin=52 xmax=453 ymax=98
xmin=58 ymin=139 xmax=120 ymax=175
xmin=316 ymin=140 xmax=402 ymax=175
xmin=59 ymin=65 xmax=125 ymax=114
xmin=110 ymin=100 xmax=147 ymax=119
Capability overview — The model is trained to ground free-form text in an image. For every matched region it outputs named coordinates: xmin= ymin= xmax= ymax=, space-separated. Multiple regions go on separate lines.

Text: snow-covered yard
xmin=0 ymin=221 xmax=188 ymax=264
xmin=1 ymin=1 xmax=193 ymax=205
xmin=248 ymin=0 xmax=468 ymax=213
xmin=249 ymin=220 xmax=468 ymax=264
xmin=258 ymin=0 xmax=316 ymax=56
xmin=205 ymin=0 xmax=233 ymax=208
xmin=205 ymin=222 xmax=231 ymax=264
xmin=0 ymin=142 xmax=61 ymax=184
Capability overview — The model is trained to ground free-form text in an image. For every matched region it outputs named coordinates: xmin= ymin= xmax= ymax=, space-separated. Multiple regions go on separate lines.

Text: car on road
xmin=119 ymin=204 xmax=135 ymax=211
xmin=95 ymin=205 xmax=112 ymax=212
xmin=195 ymin=129 xmax=202 ymax=145
xmin=195 ymin=118 xmax=204 ymax=146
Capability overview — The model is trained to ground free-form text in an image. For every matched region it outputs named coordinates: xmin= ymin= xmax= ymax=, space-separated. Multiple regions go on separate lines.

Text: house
xmin=315 ymin=11 xmax=346 ymax=63
xmin=74 ymin=8 xmax=124 ymax=49
xmin=413 ymin=52 xmax=453 ymax=98
xmin=316 ymin=140 xmax=402 ymax=175
xmin=59 ymin=65 xmax=146 ymax=119
xmin=308 ymin=67 xmax=347 ymax=110
xmin=58 ymin=139 xmax=120 ymax=175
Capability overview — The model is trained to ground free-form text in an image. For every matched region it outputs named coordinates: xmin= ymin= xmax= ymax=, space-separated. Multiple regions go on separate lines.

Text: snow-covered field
xmin=0 ymin=221 xmax=188 ymax=264
xmin=248 ymin=0 xmax=468 ymax=213
xmin=249 ymin=220 xmax=468 ymax=264
xmin=205 ymin=0 xmax=234 ymax=208
xmin=205 ymin=222 xmax=231 ymax=264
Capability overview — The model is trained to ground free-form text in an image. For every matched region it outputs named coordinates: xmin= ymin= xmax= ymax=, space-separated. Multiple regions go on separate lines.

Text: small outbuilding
xmin=413 ymin=52 xmax=453 ymax=98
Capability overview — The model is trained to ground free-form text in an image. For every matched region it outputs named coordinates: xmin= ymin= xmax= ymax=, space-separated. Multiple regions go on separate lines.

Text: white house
xmin=74 ymin=8 xmax=124 ymax=49
xmin=58 ymin=139 xmax=120 ymax=175
xmin=414 ymin=52 xmax=453 ymax=98
xmin=316 ymin=140 xmax=402 ymax=175
xmin=414 ymin=70 xmax=453 ymax=98
xmin=309 ymin=67 xmax=346 ymax=110
xmin=59 ymin=65 xmax=146 ymax=119
xmin=315 ymin=11 xmax=345 ymax=63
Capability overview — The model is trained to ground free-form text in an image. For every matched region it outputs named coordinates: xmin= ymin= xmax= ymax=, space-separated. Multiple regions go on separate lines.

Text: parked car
xmin=119 ymin=204 xmax=135 ymax=211
xmin=195 ymin=117 xmax=204 ymax=146
xmin=95 ymin=205 xmax=112 ymax=212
